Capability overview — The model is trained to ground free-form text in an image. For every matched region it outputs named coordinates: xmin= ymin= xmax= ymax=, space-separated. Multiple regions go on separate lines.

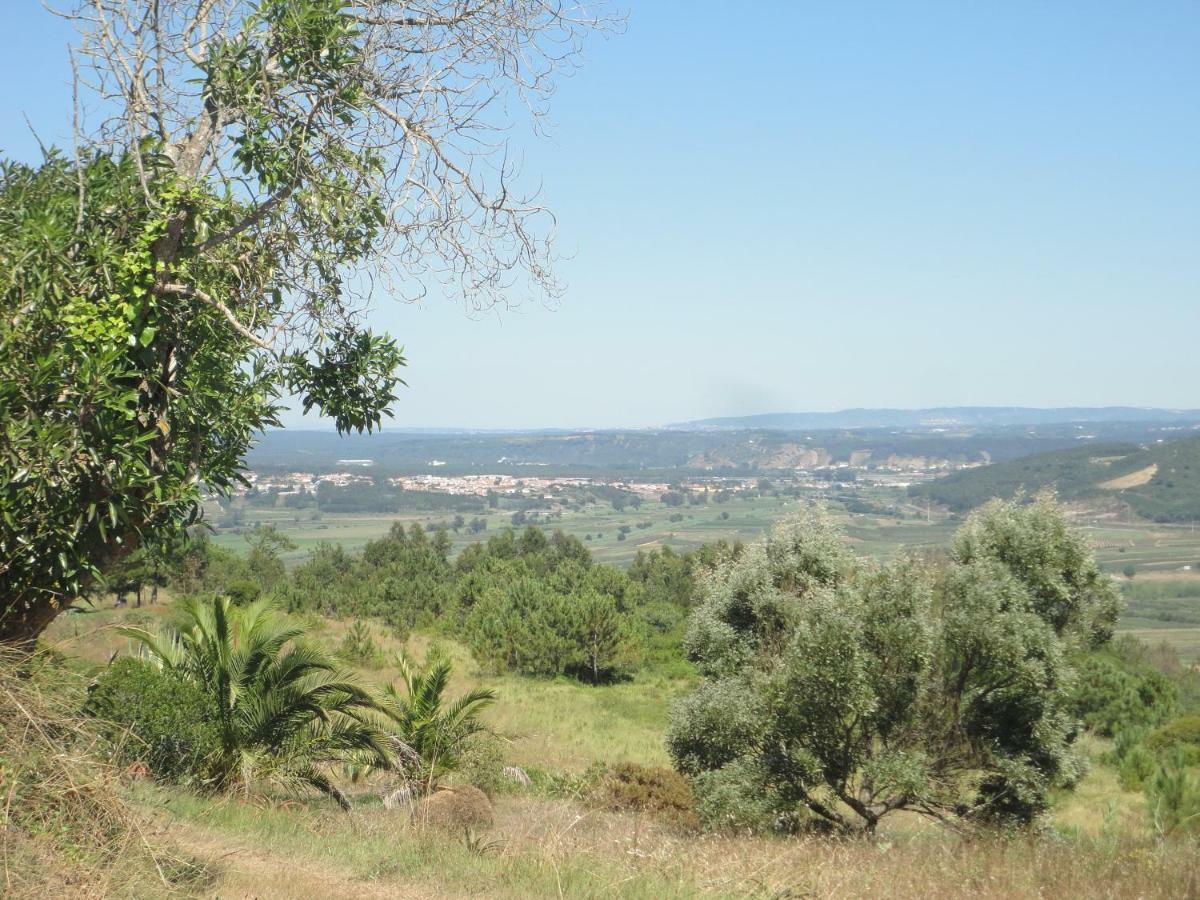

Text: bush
xmin=593 ymin=762 xmax=698 ymax=828
xmin=691 ymin=759 xmax=781 ymax=833
xmin=85 ymin=657 xmax=220 ymax=782
xmin=452 ymin=733 xmax=510 ymax=797
xmin=337 ymin=619 xmax=385 ymax=668
xmin=1105 ymin=727 xmax=1157 ymax=789
xmin=225 ymin=578 xmax=262 ymax=605
xmin=669 ymin=498 xmax=1116 ymax=835
xmin=1070 ymin=652 xmax=1177 ymax=736
xmin=1145 ymin=716 xmax=1200 ymax=764
xmin=1146 ymin=751 xmax=1200 ymax=835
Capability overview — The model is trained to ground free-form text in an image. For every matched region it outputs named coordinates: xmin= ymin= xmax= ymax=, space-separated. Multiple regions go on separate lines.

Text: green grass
xmin=38 ymin=585 xmax=1200 ymax=898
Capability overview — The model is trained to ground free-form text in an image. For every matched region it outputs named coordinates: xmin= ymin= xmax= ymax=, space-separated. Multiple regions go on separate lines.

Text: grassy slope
xmin=41 ymin=585 xmax=1200 ymax=898
xmin=133 ymin=785 xmax=1196 ymax=900
xmin=910 ymin=434 xmax=1200 ymax=522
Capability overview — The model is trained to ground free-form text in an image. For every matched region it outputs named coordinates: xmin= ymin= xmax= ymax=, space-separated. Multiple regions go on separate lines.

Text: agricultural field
xmin=203 ymin=485 xmax=1200 ymax=664
xmin=204 ymin=491 xmax=806 ymax=566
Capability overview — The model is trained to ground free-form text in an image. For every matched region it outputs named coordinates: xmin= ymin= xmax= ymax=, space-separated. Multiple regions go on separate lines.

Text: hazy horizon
xmin=258 ymin=403 xmax=1200 ymax=435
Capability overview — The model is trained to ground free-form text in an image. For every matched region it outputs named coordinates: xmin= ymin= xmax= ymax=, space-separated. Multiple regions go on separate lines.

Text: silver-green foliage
xmin=668 ymin=496 xmax=1119 ymax=834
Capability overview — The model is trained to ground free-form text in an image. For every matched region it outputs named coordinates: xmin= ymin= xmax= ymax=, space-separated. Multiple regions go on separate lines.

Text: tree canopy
xmin=667 ymin=496 xmax=1120 ymax=834
xmin=0 ymin=1 xmax=614 ymax=643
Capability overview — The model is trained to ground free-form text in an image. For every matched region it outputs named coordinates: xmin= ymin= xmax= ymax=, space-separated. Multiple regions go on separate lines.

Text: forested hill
xmin=910 ymin=435 xmax=1200 ymax=522
xmin=246 ymin=420 xmax=1198 ymax=476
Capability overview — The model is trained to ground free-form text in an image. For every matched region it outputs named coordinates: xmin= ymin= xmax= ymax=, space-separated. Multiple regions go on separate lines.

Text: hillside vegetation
xmin=14 ymin=500 xmax=1199 ymax=897
xmin=911 ymin=435 xmax=1200 ymax=522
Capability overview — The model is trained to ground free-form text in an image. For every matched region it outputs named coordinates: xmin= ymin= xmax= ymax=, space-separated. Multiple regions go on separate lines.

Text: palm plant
xmin=119 ymin=596 xmax=391 ymax=808
xmin=378 ymin=648 xmax=497 ymax=793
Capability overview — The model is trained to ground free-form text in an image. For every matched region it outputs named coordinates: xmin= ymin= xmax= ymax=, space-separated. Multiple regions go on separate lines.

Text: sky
xmin=3 ymin=2 xmax=1198 ymax=430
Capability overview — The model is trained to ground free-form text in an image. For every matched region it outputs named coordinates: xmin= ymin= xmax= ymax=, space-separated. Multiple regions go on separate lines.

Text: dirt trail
xmin=172 ymin=823 xmax=437 ymax=900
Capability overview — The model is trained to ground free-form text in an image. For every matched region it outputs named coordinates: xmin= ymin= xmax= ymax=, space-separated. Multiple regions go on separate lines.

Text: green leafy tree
xmin=573 ymin=590 xmax=632 ymax=685
xmin=119 ymin=596 xmax=390 ymax=807
xmin=951 ymin=491 xmax=1119 ymax=644
xmin=377 ymin=648 xmax=496 ymax=793
xmin=0 ymin=0 xmax=614 ymax=644
xmin=246 ymin=525 xmax=298 ymax=589
xmin=669 ymin=499 xmax=1115 ymax=835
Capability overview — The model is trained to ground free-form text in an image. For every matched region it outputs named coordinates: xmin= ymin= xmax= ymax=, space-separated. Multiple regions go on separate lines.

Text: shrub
xmin=691 ymin=760 xmax=780 ymax=833
xmin=1145 ymin=716 xmax=1200 ymax=764
xmin=1106 ymin=727 xmax=1159 ymax=789
xmin=593 ymin=762 xmax=698 ymax=828
xmin=1070 ymin=652 xmax=1177 ymax=736
xmin=453 ymin=733 xmax=510 ymax=797
xmin=669 ymin=498 xmax=1114 ymax=835
xmin=413 ymin=784 xmax=494 ymax=831
xmin=1146 ymin=751 xmax=1200 ymax=835
xmin=224 ymin=578 xmax=262 ymax=606
xmin=337 ymin=619 xmax=385 ymax=668
xmin=85 ymin=657 xmax=220 ymax=782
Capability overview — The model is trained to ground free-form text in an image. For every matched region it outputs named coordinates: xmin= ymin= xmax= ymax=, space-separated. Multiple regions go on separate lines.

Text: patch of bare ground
xmin=1099 ymin=464 xmax=1158 ymax=490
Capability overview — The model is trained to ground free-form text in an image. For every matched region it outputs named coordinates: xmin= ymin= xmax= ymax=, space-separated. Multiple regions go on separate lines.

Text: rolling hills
xmin=673 ymin=407 xmax=1200 ymax=431
xmin=910 ymin=434 xmax=1200 ymax=522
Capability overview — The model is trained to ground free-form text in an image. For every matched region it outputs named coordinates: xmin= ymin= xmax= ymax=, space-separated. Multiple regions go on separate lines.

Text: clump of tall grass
xmin=0 ymin=651 xmax=206 ymax=897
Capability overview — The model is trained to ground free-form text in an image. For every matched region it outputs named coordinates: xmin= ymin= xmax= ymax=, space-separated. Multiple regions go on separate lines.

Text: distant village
xmin=230 ymin=455 xmax=958 ymax=502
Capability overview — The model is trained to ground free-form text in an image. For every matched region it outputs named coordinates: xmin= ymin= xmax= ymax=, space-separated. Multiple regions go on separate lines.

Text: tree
xmin=0 ymin=1 xmax=615 ymax=645
xmin=246 ymin=524 xmax=297 ymax=588
xmin=668 ymin=499 xmax=1117 ymax=835
xmin=119 ymin=596 xmax=390 ymax=807
xmin=376 ymin=647 xmax=496 ymax=793
xmin=573 ymin=590 xmax=629 ymax=685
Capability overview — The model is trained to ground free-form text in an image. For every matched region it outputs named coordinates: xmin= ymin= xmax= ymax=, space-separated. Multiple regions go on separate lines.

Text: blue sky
xmin=3 ymin=2 xmax=1198 ymax=429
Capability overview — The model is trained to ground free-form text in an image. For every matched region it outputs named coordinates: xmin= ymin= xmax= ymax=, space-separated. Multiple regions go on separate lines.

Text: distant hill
xmin=910 ymin=435 xmax=1200 ymax=522
xmin=246 ymin=421 xmax=1200 ymax=478
xmin=674 ymin=407 xmax=1200 ymax=431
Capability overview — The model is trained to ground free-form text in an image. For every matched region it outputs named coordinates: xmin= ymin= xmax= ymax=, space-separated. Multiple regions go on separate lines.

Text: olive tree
xmin=0 ymin=1 xmax=614 ymax=643
xmin=667 ymin=498 xmax=1119 ymax=835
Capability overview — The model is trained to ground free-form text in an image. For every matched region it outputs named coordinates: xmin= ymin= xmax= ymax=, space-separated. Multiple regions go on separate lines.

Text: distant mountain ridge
xmin=672 ymin=407 xmax=1200 ymax=431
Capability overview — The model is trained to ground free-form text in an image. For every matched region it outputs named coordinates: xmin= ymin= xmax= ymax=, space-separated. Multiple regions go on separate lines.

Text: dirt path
xmin=171 ymin=823 xmax=437 ymax=900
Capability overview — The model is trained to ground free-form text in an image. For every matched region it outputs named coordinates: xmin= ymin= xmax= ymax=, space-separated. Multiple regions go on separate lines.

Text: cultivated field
xmin=204 ymin=490 xmax=1200 ymax=663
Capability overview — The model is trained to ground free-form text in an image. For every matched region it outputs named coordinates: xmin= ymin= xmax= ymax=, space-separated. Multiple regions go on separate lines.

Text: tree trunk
xmin=0 ymin=597 xmax=70 ymax=650
xmin=0 ymin=538 xmax=138 ymax=648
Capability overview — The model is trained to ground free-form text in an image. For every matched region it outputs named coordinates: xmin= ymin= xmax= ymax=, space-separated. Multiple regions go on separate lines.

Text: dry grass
xmin=137 ymin=787 xmax=1200 ymax=900
xmin=1099 ymin=465 xmax=1159 ymax=491
xmin=0 ymin=652 xmax=206 ymax=898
